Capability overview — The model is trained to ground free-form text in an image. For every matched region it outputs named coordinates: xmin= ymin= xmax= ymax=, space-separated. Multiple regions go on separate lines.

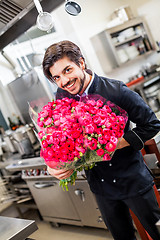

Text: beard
xmin=76 ymin=71 xmax=86 ymax=95
xmin=62 ymin=70 xmax=86 ymax=95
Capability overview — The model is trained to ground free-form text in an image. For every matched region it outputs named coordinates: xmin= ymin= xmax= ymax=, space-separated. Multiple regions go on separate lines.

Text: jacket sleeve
xmin=119 ymin=82 xmax=160 ymax=150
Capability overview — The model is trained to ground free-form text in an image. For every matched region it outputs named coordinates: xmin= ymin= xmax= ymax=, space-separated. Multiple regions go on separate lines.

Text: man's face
xmin=49 ymin=56 xmax=86 ymax=95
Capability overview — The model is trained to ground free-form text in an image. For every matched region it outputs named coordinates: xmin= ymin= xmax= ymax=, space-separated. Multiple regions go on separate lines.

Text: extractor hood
xmin=0 ymin=0 xmax=64 ymax=50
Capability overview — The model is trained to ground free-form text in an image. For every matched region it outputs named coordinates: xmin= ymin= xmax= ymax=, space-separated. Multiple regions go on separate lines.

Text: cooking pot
xmin=12 ymin=137 xmax=34 ymax=156
xmin=11 ymin=127 xmax=35 ymax=156
xmin=25 ymin=125 xmax=37 ymax=145
xmin=13 ymin=125 xmax=37 ymax=144
xmin=3 ymin=134 xmax=17 ymax=153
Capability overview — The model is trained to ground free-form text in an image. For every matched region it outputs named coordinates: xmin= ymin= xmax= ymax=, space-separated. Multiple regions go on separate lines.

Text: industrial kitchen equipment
xmin=6 ymin=157 xmax=106 ymax=229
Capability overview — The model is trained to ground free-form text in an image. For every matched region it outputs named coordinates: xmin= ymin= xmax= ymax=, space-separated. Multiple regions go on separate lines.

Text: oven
xmin=6 ymin=157 xmax=106 ymax=229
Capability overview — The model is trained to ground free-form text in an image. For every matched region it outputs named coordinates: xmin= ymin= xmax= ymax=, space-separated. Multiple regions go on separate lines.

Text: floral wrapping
xmin=29 ymin=94 xmax=128 ymax=190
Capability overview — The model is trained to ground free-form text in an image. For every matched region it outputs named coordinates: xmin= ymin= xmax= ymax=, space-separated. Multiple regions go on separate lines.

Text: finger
xmin=57 ymin=170 xmax=74 ymax=179
xmin=47 ymin=167 xmax=67 ymax=175
xmin=56 ymin=170 xmax=74 ymax=180
xmin=47 ymin=167 xmax=74 ymax=179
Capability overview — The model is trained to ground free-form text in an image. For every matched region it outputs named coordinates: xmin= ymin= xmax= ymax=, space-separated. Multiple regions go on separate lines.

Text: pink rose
xmin=93 ymin=116 xmax=101 ymax=125
xmin=98 ymin=136 xmax=105 ymax=145
xmin=110 ymin=136 xmax=118 ymax=145
xmin=104 ymin=120 xmax=112 ymax=128
xmin=89 ymin=107 xmax=98 ymax=115
xmin=86 ymin=99 xmax=96 ymax=106
xmin=75 ymin=145 xmax=86 ymax=154
xmin=85 ymin=124 xmax=96 ymax=134
xmin=103 ymin=153 xmax=111 ymax=161
xmin=105 ymin=142 xmax=117 ymax=152
xmin=89 ymin=138 xmax=97 ymax=150
xmin=96 ymin=100 xmax=103 ymax=107
xmin=71 ymin=130 xmax=82 ymax=139
xmin=38 ymin=110 xmax=48 ymax=118
xmin=37 ymin=117 xmax=44 ymax=127
xmin=44 ymin=117 xmax=52 ymax=126
xmin=96 ymin=149 xmax=104 ymax=156
xmin=38 ymin=130 xmax=45 ymax=139
xmin=117 ymin=116 xmax=125 ymax=124
xmin=42 ymin=147 xmax=55 ymax=159
xmin=42 ymin=139 xmax=48 ymax=148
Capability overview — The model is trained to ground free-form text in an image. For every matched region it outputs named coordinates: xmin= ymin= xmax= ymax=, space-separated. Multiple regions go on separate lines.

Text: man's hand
xmin=47 ymin=167 xmax=74 ymax=180
xmin=116 ymin=137 xmax=130 ymax=149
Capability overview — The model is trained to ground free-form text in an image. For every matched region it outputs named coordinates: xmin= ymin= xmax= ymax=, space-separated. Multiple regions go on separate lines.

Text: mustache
xmin=62 ymin=78 xmax=76 ymax=88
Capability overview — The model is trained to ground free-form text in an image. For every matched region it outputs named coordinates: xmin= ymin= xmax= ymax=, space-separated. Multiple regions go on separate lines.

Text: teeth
xmin=66 ymin=80 xmax=75 ymax=88
xmin=67 ymin=82 xmax=74 ymax=88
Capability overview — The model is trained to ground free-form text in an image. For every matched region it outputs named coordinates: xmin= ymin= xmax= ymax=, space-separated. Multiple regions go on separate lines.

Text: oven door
xmin=26 ymin=179 xmax=81 ymax=222
xmin=69 ymin=180 xmax=107 ymax=229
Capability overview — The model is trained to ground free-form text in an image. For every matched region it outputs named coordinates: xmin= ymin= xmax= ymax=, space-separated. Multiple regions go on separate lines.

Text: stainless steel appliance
xmin=11 ymin=132 xmax=34 ymax=157
xmin=26 ymin=177 xmax=82 ymax=226
xmin=7 ymin=69 xmax=50 ymax=124
xmin=143 ymin=73 xmax=160 ymax=112
xmin=6 ymin=157 xmax=106 ymax=229
xmin=3 ymin=125 xmax=40 ymax=157
xmin=3 ymin=134 xmax=17 ymax=153
xmin=25 ymin=176 xmax=106 ymax=229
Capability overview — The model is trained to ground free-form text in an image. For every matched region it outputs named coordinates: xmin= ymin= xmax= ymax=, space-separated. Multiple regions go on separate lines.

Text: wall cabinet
xmin=91 ymin=17 xmax=155 ymax=72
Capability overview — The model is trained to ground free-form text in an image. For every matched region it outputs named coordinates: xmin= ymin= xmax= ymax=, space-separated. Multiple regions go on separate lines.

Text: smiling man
xmin=42 ymin=40 xmax=160 ymax=240
xmin=49 ymin=56 xmax=90 ymax=95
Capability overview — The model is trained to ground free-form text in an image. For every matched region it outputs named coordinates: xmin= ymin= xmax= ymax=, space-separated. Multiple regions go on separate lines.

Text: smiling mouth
xmin=63 ymin=79 xmax=76 ymax=89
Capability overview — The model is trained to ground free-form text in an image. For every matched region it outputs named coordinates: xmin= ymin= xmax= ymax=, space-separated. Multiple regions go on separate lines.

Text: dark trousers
xmin=95 ymin=187 xmax=160 ymax=240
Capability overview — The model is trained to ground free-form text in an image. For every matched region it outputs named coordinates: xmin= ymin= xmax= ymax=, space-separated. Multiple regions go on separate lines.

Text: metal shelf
xmin=114 ymin=34 xmax=142 ymax=47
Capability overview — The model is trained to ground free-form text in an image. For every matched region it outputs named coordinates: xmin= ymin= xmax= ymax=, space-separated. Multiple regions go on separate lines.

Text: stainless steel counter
xmin=5 ymin=157 xmax=46 ymax=172
xmin=5 ymin=133 xmax=160 ymax=173
xmin=0 ymin=216 xmax=38 ymax=240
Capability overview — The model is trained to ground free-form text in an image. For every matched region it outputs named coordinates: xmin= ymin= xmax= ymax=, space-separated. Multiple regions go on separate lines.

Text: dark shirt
xmin=57 ymin=73 xmax=160 ymax=199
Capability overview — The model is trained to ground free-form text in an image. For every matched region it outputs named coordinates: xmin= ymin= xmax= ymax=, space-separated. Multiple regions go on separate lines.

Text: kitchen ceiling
xmin=0 ymin=0 xmax=64 ymax=50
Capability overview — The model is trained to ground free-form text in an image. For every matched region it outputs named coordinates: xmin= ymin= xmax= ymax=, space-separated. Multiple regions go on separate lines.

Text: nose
xmin=61 ymin=75 xmax=69 ymax=87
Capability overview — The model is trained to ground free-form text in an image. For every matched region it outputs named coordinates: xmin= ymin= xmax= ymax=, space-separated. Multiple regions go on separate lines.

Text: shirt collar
xmin=76 ymin=70 xmax=94 ymax=99
xmin=84 ymin=71 xmax=95 ymax=95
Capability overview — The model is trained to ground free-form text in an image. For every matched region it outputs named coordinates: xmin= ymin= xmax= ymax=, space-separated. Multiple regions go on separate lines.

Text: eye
xmin=65 ymin=67 xmax=72 ymax=73
xmin=53 ymin=76 xmax=60 ymax=82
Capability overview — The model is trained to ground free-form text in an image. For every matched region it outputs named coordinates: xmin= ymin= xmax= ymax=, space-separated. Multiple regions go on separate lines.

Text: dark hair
xmin=42 ymin=40 xmax=86 ymax=83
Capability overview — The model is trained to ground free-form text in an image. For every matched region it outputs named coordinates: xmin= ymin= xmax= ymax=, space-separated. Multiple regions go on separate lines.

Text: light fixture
xmin=33 ymin=0 xmax=54 ymax=32
xmin=65 ymin=1 xmax=81 ymax=16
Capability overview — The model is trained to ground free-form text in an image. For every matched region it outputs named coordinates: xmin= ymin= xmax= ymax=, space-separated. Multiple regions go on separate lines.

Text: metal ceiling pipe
xmin=1 ymin=50 xmax=19 ymax=77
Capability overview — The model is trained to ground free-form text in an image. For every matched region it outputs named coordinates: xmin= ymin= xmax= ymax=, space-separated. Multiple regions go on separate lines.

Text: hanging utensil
xmin=33 ymin=0 xmax=54 ymax=32
xmin=65 ymin=1 xmax=81 ymax=16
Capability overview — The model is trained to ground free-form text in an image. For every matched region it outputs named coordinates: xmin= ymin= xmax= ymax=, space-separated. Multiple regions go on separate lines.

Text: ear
xmin=79 ymin=57 xmax=85 ymax=70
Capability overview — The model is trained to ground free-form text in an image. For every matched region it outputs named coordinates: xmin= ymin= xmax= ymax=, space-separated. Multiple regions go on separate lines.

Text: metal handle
xmin=33 ymin=181 xmax=57 ymax=189
xmin=33 ymin=0 xmax=43 ymax=13
xmin=97 ymin=216 xmax=103 ymax=223
xmin=74 ymin=189 xmax=85 ymax=202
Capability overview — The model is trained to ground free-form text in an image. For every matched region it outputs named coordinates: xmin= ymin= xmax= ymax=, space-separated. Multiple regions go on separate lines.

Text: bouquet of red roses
xmin=30 ymin=94 xmax=128 ymax=190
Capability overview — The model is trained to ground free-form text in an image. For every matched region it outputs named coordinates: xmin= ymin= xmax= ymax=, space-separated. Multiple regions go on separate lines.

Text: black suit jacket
xmin=57 ymin=73 xmax=160 ymax=199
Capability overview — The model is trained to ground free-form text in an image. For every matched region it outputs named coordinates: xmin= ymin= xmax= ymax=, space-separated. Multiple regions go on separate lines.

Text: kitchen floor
xmin=1 ymin=207 xmax=141 ymax=239
xmin=30 ymin=221 xmax=113 ymax=240
xmin=25 ymin=210 xmax=141 ymax=240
